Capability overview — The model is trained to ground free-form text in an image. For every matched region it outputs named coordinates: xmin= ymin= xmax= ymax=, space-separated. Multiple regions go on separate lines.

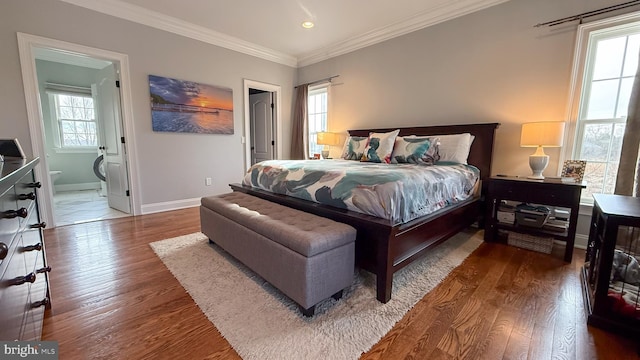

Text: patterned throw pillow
xmin=360 ymin=129 xmax=400 ymax=163
xmin=341 ymin=136 xmax=368 ymax=160
xmin=391 ymin=136 xmax=440 ymax=165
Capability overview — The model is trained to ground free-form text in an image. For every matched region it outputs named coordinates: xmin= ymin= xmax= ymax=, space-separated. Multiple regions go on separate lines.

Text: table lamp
xmin=316 ymin=132 xmax=341 ymax=159
xmin=520 ymin=121 xmax=565 ymax=179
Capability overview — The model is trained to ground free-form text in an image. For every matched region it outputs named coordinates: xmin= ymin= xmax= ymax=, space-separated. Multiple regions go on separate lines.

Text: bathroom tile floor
xmin=53 ymin=189 xmax=130 ymax=227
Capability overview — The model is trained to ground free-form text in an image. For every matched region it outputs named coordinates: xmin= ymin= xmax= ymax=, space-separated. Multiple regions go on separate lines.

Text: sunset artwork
xmin=149 ymin=75 xmax=233 ymax=134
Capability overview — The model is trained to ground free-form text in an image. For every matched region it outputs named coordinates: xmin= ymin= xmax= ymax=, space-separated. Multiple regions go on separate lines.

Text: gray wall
xmin=35 ymin=59 xmax=99 ymax=186
xmin=298 ymin=0 xmax=633 ymax=244
xmin=298 ymin=0 xmax=630 ymax=178
xmin=1 ymin=0 xmax=296 ymax=206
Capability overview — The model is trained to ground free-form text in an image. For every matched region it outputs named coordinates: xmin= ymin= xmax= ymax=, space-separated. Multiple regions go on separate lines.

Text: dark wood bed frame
xmin=231 ymin=122 xmax=499 ymax=303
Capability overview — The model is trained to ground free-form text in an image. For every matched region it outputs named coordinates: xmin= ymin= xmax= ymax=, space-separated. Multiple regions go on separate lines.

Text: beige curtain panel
xmin=290 ymin=85 xmax=308 ymax=160
xmin=615 ymin=52 xmax=640 ymax=197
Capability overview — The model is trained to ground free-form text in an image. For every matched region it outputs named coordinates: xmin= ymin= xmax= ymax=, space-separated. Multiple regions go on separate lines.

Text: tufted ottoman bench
xmin=200 ymin=192 xmax=356 ymax=316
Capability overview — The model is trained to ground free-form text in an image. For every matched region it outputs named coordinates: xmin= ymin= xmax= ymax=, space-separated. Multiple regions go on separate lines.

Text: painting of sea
xmin=149 ymin=75 xmax=233 ymax=134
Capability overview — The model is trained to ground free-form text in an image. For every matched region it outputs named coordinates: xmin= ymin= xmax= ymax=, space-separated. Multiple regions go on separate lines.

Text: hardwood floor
xmin=41 ymin=208 xmax=638 ymax=359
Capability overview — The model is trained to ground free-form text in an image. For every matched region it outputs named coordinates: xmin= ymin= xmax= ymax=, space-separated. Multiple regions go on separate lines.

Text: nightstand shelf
xmin=484 ymin=176 xmax=586 ymax=262
xmin=496 ymin=222 xmax=569 ymax=239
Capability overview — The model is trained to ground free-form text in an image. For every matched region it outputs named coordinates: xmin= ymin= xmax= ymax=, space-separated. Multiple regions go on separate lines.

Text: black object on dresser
xmin=484 ymin=176 xmax=585 ymax=262
xmin=0 ymin=157 xmax=51 ymax=340
xmin=582 ymin=194 xmax=640 ymax=337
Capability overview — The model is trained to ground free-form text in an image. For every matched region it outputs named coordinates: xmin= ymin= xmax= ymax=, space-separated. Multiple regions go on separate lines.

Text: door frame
xmin=243 ymin=79 xmax=282 ymax=171
xmin=16 ymin=32 xmax=141 ymax=227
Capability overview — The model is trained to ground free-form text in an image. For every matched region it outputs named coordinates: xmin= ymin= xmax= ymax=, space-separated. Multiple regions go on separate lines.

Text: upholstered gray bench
xmin=200 ymin=192 xmax=356 ymax=316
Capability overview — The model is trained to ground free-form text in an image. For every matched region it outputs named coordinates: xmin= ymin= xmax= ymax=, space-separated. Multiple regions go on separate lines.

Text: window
xmin=51 ymin=93 xmax=98 ymax=149
xmin=568 ymin=15 xmax=640 ymax=201
xmin=308 ymin=86 xmax=328 ymax=157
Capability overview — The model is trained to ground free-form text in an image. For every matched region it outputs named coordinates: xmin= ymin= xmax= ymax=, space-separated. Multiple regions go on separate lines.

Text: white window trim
xmin=308 ymin=83 xmax=330 ymax=157
xmin=562 ymin=11 xmax=640 ymax=205
xmin=47 ymin=90 xmax=99 ymax=154
xmin=563 ymin=11 xmax=640 ymax=163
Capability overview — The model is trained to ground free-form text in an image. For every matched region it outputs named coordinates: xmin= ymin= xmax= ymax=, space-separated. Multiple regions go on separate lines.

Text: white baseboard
xmin=55 ymin=182 xmax=101 ymax=192
xmin=140 ymin=197 xmax=201 ymax=215
xmin=554 ymin=234 xmax=588 ymax=251
xmin=574 ymin=234 xmax=589 ymax=250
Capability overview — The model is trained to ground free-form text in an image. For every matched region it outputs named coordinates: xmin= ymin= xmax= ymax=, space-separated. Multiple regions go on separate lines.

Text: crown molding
xmin=59 ymin=0 xmax=298 ymax=67
xmin=297 ymin=0 xmax=511 ymax=67
xmin=60 ymin=0 xmax=510 ymax=69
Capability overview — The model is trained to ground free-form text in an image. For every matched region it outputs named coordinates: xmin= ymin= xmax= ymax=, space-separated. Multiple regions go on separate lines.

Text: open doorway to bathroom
xmin=34 ymin=50 xmax=131 ymax=227
xmin=18 ymin=33 xmax=140 ymax=229
xmin=15 ymin=37 xmax=136 ymax=229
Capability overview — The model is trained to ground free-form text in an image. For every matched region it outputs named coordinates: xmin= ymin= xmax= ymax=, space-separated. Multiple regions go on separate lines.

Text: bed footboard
xmin=229 ymin=183 xmax=480 ymax=303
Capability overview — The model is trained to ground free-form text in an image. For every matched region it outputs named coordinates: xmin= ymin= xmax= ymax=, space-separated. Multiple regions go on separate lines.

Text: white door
xmin=250 ymin=91 xmax=274 ymax=164
xmin=95 ymin=64 xmax=131 ymax=213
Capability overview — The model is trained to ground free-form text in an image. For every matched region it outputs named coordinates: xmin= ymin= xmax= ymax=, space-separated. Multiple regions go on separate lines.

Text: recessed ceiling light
xmin=302 ymin=21 xmax=314 ymax=29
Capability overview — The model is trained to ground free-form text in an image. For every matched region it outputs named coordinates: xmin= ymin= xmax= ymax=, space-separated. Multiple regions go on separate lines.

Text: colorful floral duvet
xmin=242 ymin=159 xmax=480 ymax=225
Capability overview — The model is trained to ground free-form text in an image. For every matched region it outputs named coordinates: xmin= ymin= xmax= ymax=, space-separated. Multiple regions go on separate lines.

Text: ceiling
xmin=60 ymin=0 xmax=511 ymax=67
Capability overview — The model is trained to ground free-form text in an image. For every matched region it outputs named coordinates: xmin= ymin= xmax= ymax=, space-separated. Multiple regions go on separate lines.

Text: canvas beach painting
xmin=149 ymin=75 xmax=234 ymax=134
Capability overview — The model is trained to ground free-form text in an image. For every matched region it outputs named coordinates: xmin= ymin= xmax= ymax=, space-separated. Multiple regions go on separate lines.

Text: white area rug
xmin=150 ymin=230 xmax=482 ymax=360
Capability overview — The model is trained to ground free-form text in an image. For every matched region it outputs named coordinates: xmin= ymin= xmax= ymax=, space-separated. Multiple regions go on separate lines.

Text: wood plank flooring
xmin=41 ymin=208 xmax=639 ymax=359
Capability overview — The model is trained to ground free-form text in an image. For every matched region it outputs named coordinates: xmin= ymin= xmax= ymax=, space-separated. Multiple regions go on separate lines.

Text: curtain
xmin=290 ymin=84 xmax=308 ymax=160
xmin=615 ymin=52 xmax=640 ymax=197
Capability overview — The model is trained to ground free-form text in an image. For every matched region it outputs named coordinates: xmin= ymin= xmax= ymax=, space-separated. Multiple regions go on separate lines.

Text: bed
xmin=231 ymin=123 xmax=499 ymax=303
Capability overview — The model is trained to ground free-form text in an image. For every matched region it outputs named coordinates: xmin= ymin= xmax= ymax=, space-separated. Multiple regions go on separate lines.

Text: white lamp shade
xmin=520 ymin=122 xmax=565 ymax=148
xmin=316 ymin=132 xmax=342 ymax=146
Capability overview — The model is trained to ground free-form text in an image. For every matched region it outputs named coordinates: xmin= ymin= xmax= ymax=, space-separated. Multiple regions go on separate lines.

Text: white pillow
xmin=429 ymin=133 xmax=474 ymax=164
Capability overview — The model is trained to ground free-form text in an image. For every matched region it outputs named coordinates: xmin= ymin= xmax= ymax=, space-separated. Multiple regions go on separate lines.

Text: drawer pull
xmin=3 ymin=208 xmax=27 ymax=219
xmin=0 ymin=242 xmax=7 ymax=260
xmin=23 ymin=243 xmax=42 ymax=252
xmin=11 ymin=272 xmax=36 ymax=286
xmin=29 ymin=222 xmax=47 ymax=229
xmin=26 ymin=182 xmax=41 ymax=189
xmin=31 ymin=297 xmax=50 ymax=309
xmin=36 ymin=266 xmax=51 ymax=274
xmin=18 ymin=192 xmax=36 ymax=200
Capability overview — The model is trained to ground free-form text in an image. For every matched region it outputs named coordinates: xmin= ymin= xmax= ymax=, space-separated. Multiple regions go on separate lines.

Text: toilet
xmin=50 ymin=170 xmax=62 ymax=194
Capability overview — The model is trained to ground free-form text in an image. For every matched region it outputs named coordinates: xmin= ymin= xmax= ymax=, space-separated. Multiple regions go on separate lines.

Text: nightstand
xmin=484 ymin=176 xmax=586 ymax=262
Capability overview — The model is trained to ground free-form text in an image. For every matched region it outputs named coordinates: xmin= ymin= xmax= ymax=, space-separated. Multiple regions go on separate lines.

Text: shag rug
xmin=150 ymin=230 xmax=482 ymax=360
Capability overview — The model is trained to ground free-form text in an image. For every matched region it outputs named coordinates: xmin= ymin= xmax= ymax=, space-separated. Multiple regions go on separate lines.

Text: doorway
xmin=243 ymin=80 xmax=282 ymax=171
xmin=249 ymin=89 xmax=275 ymax=165
xmin=17 ymin=33 xmax=140 ymax=228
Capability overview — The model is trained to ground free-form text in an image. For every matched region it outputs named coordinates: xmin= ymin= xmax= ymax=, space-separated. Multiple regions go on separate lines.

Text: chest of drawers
xmin=0 ymin=157 xmax=50 ymax=340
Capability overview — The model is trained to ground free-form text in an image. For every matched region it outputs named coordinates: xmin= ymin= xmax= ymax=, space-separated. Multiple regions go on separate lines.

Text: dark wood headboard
xmin=348 ymin=123 xmax=500 ymax=180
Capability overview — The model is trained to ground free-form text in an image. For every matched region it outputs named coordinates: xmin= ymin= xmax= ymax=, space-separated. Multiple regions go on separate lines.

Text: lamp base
xmin=528 ymin=154 xmax=549 ymax=179
xmin=527 ymin=174 xmax=545 ymax=180
xmin=321 ymin=150 xmax=330 ymax=159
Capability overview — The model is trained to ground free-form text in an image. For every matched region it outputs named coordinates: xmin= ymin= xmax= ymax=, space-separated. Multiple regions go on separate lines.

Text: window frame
xmin=47 ymin=91 xmax=99 ymax=154
xmin=563 ymin=11 xmax=640 ymax=204
xmin=307 ymin=83 xmax=330 ymax=158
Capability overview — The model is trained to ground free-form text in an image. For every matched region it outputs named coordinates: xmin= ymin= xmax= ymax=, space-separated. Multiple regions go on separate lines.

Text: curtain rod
xmin=295 ymin=75 xmax=339 ymax=88
xmin=534 ymin=0 xmax=640 ymax=27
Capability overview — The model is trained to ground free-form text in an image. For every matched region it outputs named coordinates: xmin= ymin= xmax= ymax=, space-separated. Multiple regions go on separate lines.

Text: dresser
xmin=0 ymin=157 xmax=50 ymax=340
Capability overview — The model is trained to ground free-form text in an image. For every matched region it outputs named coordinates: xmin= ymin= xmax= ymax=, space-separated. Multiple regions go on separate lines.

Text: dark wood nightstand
xmin=484 ymin=176 xmax=586 ymax=262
